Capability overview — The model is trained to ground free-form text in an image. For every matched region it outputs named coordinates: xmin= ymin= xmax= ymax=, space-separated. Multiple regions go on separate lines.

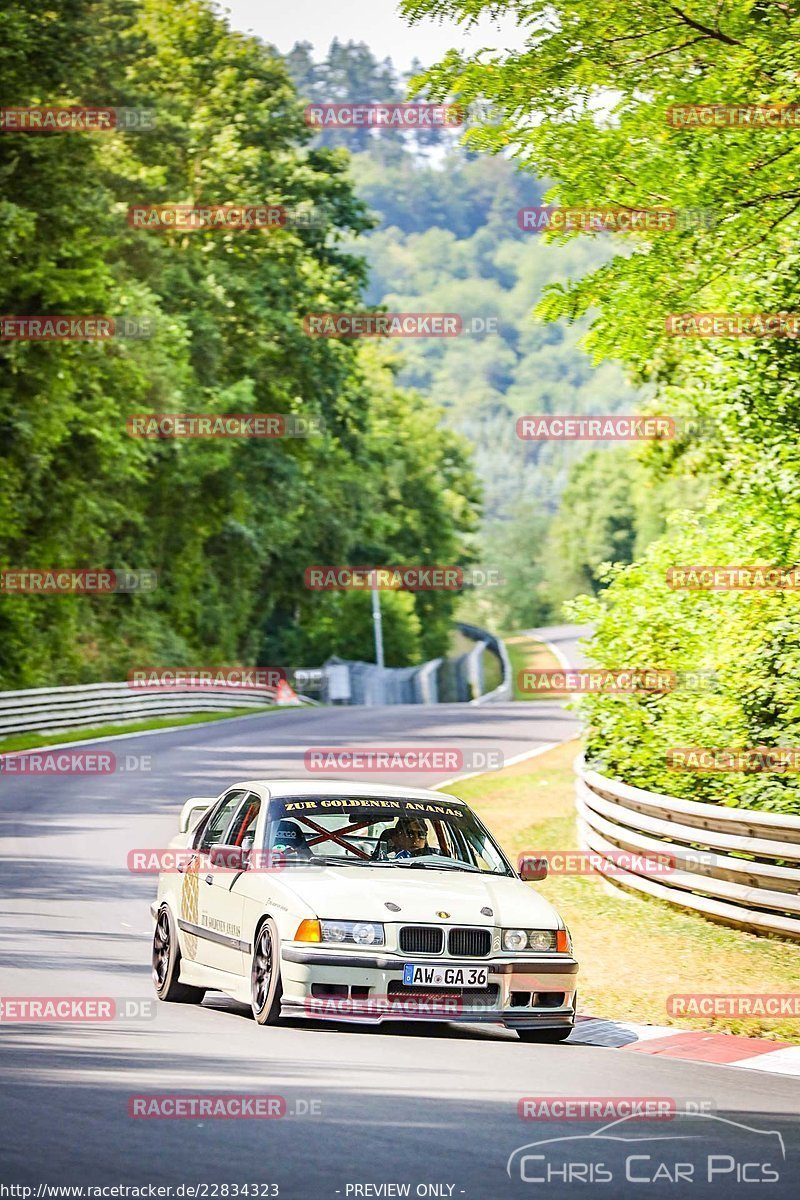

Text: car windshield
xmin=265 ymin=795 xmax=512 ymax=875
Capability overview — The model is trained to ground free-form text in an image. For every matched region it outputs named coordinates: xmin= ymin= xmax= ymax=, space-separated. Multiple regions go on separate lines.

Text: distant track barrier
xmin=319 ymin=623 xmax=510 ymax=706
xmin=456 ymin=622 xmax=512 ymax=704
xmin=0 ymin=680 xmax=306 ymax=738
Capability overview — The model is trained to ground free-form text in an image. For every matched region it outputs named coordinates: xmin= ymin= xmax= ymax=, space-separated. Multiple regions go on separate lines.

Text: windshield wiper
xmin=308 ymin=855 xmax=392 ymax=867
xmin=393 ymin=860 xmax=483 ymax=873
xmin=299 ymin=855 xmax=506 ymax=874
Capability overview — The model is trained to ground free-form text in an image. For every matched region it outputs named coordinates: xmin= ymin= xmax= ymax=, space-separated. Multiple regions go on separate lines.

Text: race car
xmin=150 ymin=780 xmax=578 ymax=1040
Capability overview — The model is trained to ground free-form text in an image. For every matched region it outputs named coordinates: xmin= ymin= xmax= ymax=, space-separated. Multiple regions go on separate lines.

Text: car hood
xmin=274 ymin=864 xmax=562 ymax=928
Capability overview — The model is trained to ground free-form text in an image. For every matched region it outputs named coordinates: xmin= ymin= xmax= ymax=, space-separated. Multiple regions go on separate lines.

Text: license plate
xmin=402 ymin=963 xmax=489 ymax=988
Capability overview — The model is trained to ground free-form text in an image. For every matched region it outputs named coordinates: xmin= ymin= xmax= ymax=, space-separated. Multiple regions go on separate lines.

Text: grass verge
xmin=0 ymin=705 xmax=288 ymax=754
xmin=504 ymin=634 xmax=564 ymax=701
xmin=482 ymin=649 xmax=503 ymax=694
xmin=441 ymin=738 xmax=800 ymax=1043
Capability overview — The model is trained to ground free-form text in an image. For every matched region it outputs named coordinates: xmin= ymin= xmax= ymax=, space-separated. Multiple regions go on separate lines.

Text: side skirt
xmin=179 ymin=959 xmax=251 ymax=1005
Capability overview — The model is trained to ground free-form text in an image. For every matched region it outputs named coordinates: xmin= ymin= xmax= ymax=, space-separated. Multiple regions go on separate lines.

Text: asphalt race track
xmin=2 ymin=627 xmax=799 ymax=1197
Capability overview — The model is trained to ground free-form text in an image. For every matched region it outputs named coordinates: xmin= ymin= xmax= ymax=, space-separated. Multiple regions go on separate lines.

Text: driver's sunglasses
xmin=406 ymin=825 xmax=426 ymax=838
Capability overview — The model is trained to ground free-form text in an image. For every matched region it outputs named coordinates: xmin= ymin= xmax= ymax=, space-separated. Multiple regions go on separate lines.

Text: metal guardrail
xmin=456 ymin=622 xmax=512 ymax=704
xmin=575 ymin=756 xmax=800 ymax=941
xmin=321 ymin=624 xmax=511 ymax=706
xmin=320 ymin=656 xmax=439 ymax=705
xmin=0 ymin=680 xmax=300 ymax=737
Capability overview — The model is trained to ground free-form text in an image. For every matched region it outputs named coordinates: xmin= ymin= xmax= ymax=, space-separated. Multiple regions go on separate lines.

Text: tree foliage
xmin=286 ymin=40 xmax=645 ymax=633
xmin=0 ymin=1 xmax=480 ymax=686
xmin=401 ymin=0 xmax=800 ymax=808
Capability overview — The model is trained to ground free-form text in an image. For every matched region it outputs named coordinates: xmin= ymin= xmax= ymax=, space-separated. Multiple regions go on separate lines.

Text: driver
xmin=392 ymin=818 xmax=431 ymax=859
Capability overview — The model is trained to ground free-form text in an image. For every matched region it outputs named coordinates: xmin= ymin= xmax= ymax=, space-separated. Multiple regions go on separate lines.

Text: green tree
xmin=399 ymin=0 xmax=800 ymax=806
xmin=0 ymin=1 xmax=481 ymax=686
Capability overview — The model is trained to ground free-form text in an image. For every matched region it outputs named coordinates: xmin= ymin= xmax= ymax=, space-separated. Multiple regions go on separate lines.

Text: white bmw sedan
xmin=151 ymin=780 xmax=578 ymax=1042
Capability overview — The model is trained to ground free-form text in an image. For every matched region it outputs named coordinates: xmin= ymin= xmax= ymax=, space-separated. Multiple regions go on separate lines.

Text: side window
xmin=432 ymin=820 xmax=458 ymax=860
xmin=448 ymin=824 xmax=475 ymax=866
xmin=197 ymin=790 xmax=246 ymax=852
xmin=227 ymin=794 xmax=261 ymax=848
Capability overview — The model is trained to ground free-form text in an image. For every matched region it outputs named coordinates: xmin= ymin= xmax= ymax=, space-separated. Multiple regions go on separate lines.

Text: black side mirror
xmin=209 ymin=844 xmax=245 ymax=871
xmin=518 ymin=854 xmax=548 ymax=882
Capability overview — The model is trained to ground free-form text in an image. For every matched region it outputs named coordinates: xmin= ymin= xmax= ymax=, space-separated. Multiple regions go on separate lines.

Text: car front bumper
xmin=279 ymin=944 xmax=578 ymax=1028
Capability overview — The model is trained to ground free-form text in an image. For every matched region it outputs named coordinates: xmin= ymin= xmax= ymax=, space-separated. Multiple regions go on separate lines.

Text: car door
xmin=181 ymin=789 xmax=246 ymax=971
xmin=201 ymin=792 xmax=262 ymax=977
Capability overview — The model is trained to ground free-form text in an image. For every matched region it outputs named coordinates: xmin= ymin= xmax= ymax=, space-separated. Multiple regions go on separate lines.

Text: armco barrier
xmin=321 ymin=654 xmax=447 ymax=705
xmin=320 ymin=624 xmax=510 ymax=707
xmin=456 ymin=622 xmax=512 ymax=704
xmin=575 ymin=757 xmax=800 ymax=941
xmin=0 ymin=680 xmax=303 ymax=738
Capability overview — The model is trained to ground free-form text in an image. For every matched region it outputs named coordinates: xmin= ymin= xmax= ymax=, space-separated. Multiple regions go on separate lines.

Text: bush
xmin=568 ymin=504 xmax=800 ymax=814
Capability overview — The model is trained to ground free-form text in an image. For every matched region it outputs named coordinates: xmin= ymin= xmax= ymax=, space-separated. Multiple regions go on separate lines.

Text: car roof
xmin=233 ymin=779 xmax=467 ymax=804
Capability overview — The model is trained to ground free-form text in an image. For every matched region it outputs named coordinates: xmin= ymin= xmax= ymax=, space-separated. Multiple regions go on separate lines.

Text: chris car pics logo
xmin=507 ymin=1112 xmax=785 ymax=1185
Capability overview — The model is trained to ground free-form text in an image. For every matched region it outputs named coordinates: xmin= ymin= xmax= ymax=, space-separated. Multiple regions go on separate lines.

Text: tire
xmin=250 ymin=917 xmax=283 ymax=1026
xmin=152 ymin=904 xmax=206 ymax=1004
xmin=517 ymin=1026 xmax=573 ymax=1043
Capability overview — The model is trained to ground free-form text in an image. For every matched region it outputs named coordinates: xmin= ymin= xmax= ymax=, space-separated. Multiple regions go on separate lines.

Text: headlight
xmin=502 ymin=928 xmax=557 ymax=952
xmin=352 ymin=921 xmax=382 ymax=946
xmin=320 ymin=919 xmax=384 ymax=946
xmin=527 ymin=930 xmax=556 ymax=951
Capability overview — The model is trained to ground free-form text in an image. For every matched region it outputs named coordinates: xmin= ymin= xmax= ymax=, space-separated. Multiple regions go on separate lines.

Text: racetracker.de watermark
xmin=304 ymin=103 xmax=462 ymax=129
xmin=128 ymin=849 xmax=295 ymax=873
xmin=516 ymin=415 xmax=673 ymax=440
xmin=666 ymin=313 xmax=800 ymax=337
xmin=0 ymin=106 xmax=155 ymax=132
xmin=128 ymin=1095 xmax=286 ymax=1119
xmin=303 ymin=313 xmax=497 ymax=337
xmin=127 ymin=667 xmax=285 ymax=690
xmin=667 ymin=747 xmax=800 ymax=772
xmin=126 ymin=413 xmax=322 ymax=438
xmin=1 ymin=316 xmax=154 ymax=339
xmin=128 ymin=204 xmax=286 ymax=230
xmin=519 ymin=669 xmax=670 ymax=694
xmin=304 ymin=994 xmax=463 ymax=1018
xmin=303 ymin=100 xmax=504 ymax=130
xmin=0 ymin=569 xmax=156 ymax=593
xmin=0 ymin=752 xmax=152 ymax=775
xmin=666 ymin=565 xmax=800 ymax=590
xmin=518 ymin=850 xmax=712 ymax=876
xmin=304 ymin=566 xmax=501 ymax=590
xmin=518 ymin=208 xmax=672 ymax=232
xmin=518 ymin=669 xmax=717 ymax=694
xmin=304 ymin=747 xmax=504 ymax=773
xmin=517 ymin=1097 xmax=710 ymax=1121
xmin=0 ymin=997 xmax=156 ymax=1021
xmin=518 ymin=207 xmax=717 ymax=232
xmin=128 ymin=203 xmax=329 ymax=230
xmin=668 ymin=994 xmax=800 ymax=1017
xmin=667 ymin=104 xmax=800 ymax=128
